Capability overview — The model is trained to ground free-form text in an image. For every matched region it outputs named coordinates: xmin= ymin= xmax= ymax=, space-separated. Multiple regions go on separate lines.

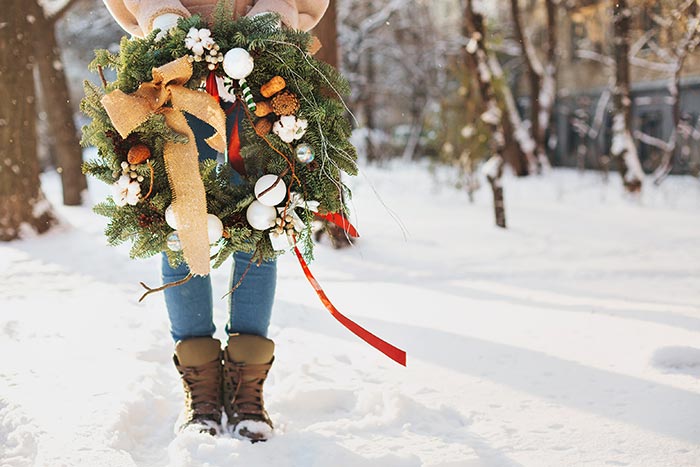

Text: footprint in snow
xmin=651 ymin=346 xmax=700 ymax=377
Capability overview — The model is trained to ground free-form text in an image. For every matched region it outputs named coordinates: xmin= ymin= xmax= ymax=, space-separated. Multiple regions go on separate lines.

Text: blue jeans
xmin=162 ymin=106 xmax=277 ymax=342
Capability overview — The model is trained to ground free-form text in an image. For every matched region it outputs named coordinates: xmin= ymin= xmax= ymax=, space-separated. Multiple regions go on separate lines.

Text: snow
xmin=2 ymin=161 xmax=700 ymax=466
xmin=479 ymin=155 xmax=503 ymax=179
xmin=611 ymin=113 xmax=646 ymax=183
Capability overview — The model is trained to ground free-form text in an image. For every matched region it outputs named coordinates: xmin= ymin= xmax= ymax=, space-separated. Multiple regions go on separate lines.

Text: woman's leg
xmin=162 ymin=113 xmax=219 ymax=343
xmin=162 ymin=254 xmax=216 ymax=342
xmin=227 ymin=251 xmax=277 ymax=337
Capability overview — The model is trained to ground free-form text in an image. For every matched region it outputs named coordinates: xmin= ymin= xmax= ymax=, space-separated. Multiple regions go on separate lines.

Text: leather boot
xmin=223 ymin=333 xmax=274 ymax=442
xmin=173 ymin=337 xmax=223 ymax=435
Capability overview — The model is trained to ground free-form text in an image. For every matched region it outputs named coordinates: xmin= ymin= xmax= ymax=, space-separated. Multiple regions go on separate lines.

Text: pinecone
xmin=137 ymin=212 xmax=160 ymax=228
xmin=271 ymin=91 xmax=300 ymax=116
xmin=106 ymin=130 xmax=141 ymax=159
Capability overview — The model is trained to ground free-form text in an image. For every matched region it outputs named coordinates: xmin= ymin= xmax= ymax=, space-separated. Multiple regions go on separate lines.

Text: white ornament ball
xmin=222 ymin=48 xmax=254 ymax=80
xmin=246 ymin=200 xmax=278 ymax=230
xmin=206 ymin=214 xmax=224 ymax=244
xmin=254 ymin=174 xmax=287 ymax=207
xmin=165 ymin=205 xmax=178 ymax=229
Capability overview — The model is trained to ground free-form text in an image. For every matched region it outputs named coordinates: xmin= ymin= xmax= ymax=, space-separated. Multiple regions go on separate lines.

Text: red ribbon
xmin=314 ymin=212 xmax=360 ymax=238
xmin=226 ymin=101 xmax=246 ymax=176
xmin=293 ymin=246 xmax=406 ymax=366
xmin=205 ymin=71 xmax=219 ymax=101
xmin=205 ymin=73 xmax=246 ymax=176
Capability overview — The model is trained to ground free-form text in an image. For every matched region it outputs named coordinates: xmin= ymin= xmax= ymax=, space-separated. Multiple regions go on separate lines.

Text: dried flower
xmin=185 ymin=28 xmax=215 ymax=56
xmin=112 ymin=174 xmax=141 ymax=207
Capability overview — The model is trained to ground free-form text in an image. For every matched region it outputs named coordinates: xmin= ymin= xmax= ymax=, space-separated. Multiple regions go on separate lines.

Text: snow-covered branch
xmin=575 ymin=49 xmax=615 ymax=67
xmin=634 ymin=130 xmax=674 ymax=152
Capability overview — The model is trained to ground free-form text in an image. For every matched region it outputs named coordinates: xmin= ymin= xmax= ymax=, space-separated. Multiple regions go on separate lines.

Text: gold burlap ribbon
xmin=101 ymin=57 xmax=226 ymax=276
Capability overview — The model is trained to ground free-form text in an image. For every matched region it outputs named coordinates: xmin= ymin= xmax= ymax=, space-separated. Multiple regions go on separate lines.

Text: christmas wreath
xmin=81 ymin=10 xmax=358 ymax=278
xmin=81 ymin=10 xmax=405 ymax=366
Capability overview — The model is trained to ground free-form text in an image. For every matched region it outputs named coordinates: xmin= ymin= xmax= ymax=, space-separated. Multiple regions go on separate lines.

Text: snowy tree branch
xmin=634 ymin=130 xmax=674 ymax=152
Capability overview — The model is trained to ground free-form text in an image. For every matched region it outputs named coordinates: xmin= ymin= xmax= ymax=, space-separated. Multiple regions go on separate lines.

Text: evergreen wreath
xmin=81 ymin=9 xmax=358 ymax=279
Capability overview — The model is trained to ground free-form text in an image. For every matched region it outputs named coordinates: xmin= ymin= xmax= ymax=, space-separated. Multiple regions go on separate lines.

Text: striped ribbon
xmin=239 ymin=78 xmax=256 ymax=112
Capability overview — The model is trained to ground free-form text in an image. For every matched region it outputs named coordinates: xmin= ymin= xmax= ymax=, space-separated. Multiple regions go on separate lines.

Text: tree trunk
xmin=611 ymin=0 xmax=643 ymax=192
xmin=31 ymin=0 xmax=87 ymax=206
xmin=364 ymin=44 xmax=377 ymax=162
xmin=486 ymin=160 xmax=506 ymax=229
xmin=652 ymin=2 xmax=699 ymax=185
xmin=653 ymin=65 xmax=682 ymax=185
xmin=464 ymin=0 xmax=507 ymax=228
xmin=0 ymin=0 xmax=55 ymax=240
xmin=312 ymin=0 xmax=338 ymax=68
xmin=539 ymin=0 xmax=557 ymax=171
xmin=510 ymin=0 xmax=543 ymax=169
xmin=510 ymin=0 xmax=558 ymax=173
xmin=312 ymin=0 xmax=352 ymax=249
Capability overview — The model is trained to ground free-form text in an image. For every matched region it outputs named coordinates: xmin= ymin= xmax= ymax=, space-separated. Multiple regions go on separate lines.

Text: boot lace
xmin=180 ymin=358 xmax=221 ymax=418
xmin=224 ymin=360 xmax=272 ymax=419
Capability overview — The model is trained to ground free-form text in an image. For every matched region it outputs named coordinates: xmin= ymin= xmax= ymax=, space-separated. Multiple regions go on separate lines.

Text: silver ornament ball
xmin=295 ymin=144 xmax=315 ymax=164
xmin=166 ymin=231 xmax=182 ymax=251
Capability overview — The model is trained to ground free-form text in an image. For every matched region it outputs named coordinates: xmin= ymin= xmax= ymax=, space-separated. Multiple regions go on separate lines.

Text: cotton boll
xmin=112 ymin=175 xmax=141 ymax=207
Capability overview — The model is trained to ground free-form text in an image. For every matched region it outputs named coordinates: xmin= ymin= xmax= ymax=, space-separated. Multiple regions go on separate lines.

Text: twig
xmin=142 ymin=160 xmax=155 ymax=200
xmin=97 ymin=65 xmax=108 ymax=89
xmin=139 ymin=273 xmax=193 ymax=302
xmin=221 ymin=254 xmax=255 ymax=299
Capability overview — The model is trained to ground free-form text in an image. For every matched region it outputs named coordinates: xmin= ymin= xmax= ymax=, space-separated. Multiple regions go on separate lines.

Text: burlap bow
xmin=102 ymin=57 xmax=227 ymax=276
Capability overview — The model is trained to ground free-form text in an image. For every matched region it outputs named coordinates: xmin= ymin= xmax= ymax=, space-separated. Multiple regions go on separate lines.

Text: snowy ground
xmin=1 ymin=163 xmax=700 ymax=467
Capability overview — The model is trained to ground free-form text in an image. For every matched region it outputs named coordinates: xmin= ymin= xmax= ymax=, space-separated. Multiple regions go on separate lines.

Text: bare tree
xmin=1 ymin=0 xmax=56 ymax=240
xmin=611 ymin=0 xmax=644 ymax=192
xmin=509 ymin=0 xmax=559 ymax=173
xmin=463 ymin=1 xmax=507 ymax=228
xmin=312 ymin=0 xmax=354 ymax=249
xmin=338 ymin=0 xmax=409 ymax=162
xmin=488 ymin=55 xmax=536 ymax=176
xmin=31 ymin=0 xmax=87 ymax=206
xmin=627 ymin=0 xmax=700 ymax=184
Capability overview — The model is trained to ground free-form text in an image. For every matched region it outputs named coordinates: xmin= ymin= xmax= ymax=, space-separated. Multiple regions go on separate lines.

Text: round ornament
xmin=166 ymin=231 xmax=182 ymax=251
xmin=246 ymin=200 xmax=277 ymax=230
xmin=222 ymin=48 xmax=254 ymax=80
xmin=207 ymin=213 xmax=224 ymax=243
xmin=295 ymin=144 xmax=315 ymax=164
xmin=254 ymin=174 xmax=287 ymax=207
xmin=165 ymin=205 xmax=178 ymax=229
